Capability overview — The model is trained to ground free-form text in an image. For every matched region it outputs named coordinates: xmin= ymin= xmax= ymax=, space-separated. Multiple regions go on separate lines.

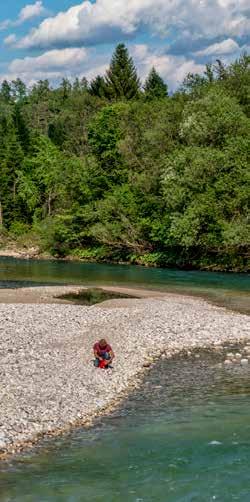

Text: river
xmin=0 ymin=257 xmax=249 ymax=314
xmin=0 ymin=257 xmax=249 ymax=501
xmin=1 ymin=350 xmax=250 ymax=501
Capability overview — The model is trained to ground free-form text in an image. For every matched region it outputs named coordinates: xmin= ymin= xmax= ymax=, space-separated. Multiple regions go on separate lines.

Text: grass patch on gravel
xmin=56 ymin=288 xmax=139 ymax=305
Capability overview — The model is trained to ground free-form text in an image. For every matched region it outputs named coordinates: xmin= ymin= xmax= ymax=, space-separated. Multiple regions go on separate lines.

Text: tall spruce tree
xmin=11 ymin=79 xmax=27 ymax=102
xmin=144 ymin=67 xmax=168 ymax=100
xmin=0 ymin=80 xmax=12 ymax=103
xmin=89 ymin=75 xmax=107 ymax=98
xmin=0 ymin=117 xmax=24 ymax=226
xmin=13 ymin=104 xmax=30 ymax=153
xmin=105 ymin=43 xmax=140 ymax=100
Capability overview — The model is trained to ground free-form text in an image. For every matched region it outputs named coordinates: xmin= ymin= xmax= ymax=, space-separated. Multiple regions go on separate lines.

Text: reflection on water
xmin=1 ymin=349 xmax=250 ymax=501
xmin=0 ymin=257 xmax=249 ymax=314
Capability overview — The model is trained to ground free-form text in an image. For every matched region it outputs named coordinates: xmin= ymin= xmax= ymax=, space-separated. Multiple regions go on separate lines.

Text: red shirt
xmin=94 ymin=342 xmax=113 ymax=356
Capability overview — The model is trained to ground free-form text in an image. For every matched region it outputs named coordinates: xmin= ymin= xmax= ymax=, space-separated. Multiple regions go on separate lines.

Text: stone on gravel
xmin=241 ymin=359 xmax=249 ymax=365
xmin=0 ymin=291 xmax=249 ymax=457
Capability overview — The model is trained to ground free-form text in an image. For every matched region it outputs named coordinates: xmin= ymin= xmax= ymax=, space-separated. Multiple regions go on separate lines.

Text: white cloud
xmin=0 ymin=1 xmax=46 ymax=31
xmin=1 ymin=47 xmax=90 ymax=86
xmin=84 ymin=62 xmax=109 ymax=82
xmin=17 ymin=1 xmax=46 ymax=24
xmin=195 ymin=38 xmax=240 ymax=56
xmin=0 ymin=20 xmax=10 ymax=31
xmin=9 ymin=48 xmax=89 ymax=75
xmin=78 ymin=44 xmax=205 ymax=90
xmin=4 ymin=34 xmax=17 ymax=46
xmin=0 ymin=43 xmax=205 ymax=91
xmin=132 ymin=44 xmax=204 ymax=90
xmin=13 ymin=0 xmax=250 ymax=50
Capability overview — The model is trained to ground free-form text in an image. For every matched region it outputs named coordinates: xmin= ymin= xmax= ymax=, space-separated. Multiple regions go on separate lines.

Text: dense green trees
xmin=89 ymin=75 xmax=107 ymax=99
xmin=144 ymin=67 xmax=168 ymax=100
xmin=105 ymin=43 xmax=140 ymax=100
xmin=0 ymin=46 xmax=249 ymax=270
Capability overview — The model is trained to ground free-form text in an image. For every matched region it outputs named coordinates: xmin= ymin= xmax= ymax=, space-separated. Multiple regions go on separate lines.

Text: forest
xmin=0 ymin=44 xmax=249 ymax=271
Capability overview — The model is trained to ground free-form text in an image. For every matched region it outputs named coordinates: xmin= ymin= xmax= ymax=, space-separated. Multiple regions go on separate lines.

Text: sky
xmin=0 ymin=0 xmax=249 ymax=90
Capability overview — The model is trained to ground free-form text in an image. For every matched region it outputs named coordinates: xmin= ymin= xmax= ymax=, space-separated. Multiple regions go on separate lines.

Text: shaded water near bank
xmin=0 ymin=257 xmax=249 ymax=314
xmin=1 ymin=348 xmax=250 ymax=501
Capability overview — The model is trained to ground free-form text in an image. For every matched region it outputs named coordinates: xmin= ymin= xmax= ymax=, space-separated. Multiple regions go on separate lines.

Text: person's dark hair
xmin=99 ymin=339 xmax=107 ymax=347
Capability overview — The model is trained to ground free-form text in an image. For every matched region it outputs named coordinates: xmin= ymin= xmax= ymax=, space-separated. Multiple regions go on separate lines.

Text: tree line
xmin=0 ymin=44 xmax=249 ymax=270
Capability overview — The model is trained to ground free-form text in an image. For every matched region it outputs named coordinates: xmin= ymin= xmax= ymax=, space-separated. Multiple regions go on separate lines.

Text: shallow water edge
xmin=0 ymin=247 xmax=248 ymax=272
xmin=0 ymin=258 xmax=249 ymax=459
xmin=1 ymin=341 xmax=249 ymax=463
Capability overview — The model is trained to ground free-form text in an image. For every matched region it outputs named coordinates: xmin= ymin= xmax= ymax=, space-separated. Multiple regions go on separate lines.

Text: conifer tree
xmin=0 ymin=118 xmax=24 ymax=226
xmin=80 ymin=77 xmax=89 ymax=91
xmin=13 ymin=104 xmax=30 ymax=153
xmin=144 ymin=67 xmax=168 ymax=100
xmin=73 ymin=77 xmax=81 ymax=93
xmin=59 ymin=78 xmax=72 ymax=101
xmin=11 ymin=79 xmax=27 ymax=102
xmin=89 ymin=75 xmax=106 ymax=98
xmin=0 ymin=80 xmax=12 ymax=103
xmin=105 ymin=43 xmax=140 ymax=100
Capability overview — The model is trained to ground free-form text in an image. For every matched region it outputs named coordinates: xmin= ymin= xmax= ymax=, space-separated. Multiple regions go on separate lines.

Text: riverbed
xmin=0 ymin=293 xmax=249 ymax=458
xmin=0 ymin=256 xmax=249 ymax=314
xmin=0 ymin=257 xmax=249 ymax=500
xmin=1 ymin=349 xmax=250 ymax=501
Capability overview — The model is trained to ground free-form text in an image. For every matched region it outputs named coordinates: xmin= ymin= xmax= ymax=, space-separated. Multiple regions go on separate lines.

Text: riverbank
xmin=0 ymin=285 xmax=167 ymax=305
xmin=0 ymin=289 xmax=249 ymax=459
xmin=0 ymin=245 xmax=248 ymax=272
xmin=0 ymin=246 xmax=51 ymax=261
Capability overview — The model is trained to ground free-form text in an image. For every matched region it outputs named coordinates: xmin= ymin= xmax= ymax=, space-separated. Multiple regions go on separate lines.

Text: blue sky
xmin=0 ymin=0 xmax=249 ymax=90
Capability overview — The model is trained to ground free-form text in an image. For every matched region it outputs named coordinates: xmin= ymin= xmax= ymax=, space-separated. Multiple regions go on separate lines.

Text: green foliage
xmin=0 ymin=114 xmax=24 ymax=227
xmin=105 ymin=44 xmax=140 ymax=100
xmin=71 ymin=246 xmax=110 ymax=261
xmin=9 ymin=221 xmax=30 ymax=237
xmin=161 ymin=138 xmax=249 ymax=253
xmin=144 ymin=67 xmax=168 ymax=100
xmin=11 ymin=78 xmax=27 ymax=102
xmin=180 ymin=89 xmax=249 ymax=146
xmin=0 ymin=80 xmax=12 ymax=103
xmin=0 ymin=48 xmax=249 ymax=270
xmin=89 ymin=75 xmax=107 ymax=98
xmin=88 ymin=105 xmax=126 ymax=186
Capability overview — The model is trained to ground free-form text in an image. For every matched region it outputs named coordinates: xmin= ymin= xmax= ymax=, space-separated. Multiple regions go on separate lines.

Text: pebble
xmin=0 ymin=292 xmax=249 ymax=457
xmin=241 ymin=359 xmax=249 ymax=365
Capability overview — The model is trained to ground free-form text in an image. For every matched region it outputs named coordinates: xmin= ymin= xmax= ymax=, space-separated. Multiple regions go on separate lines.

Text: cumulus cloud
xmin=0 ymin=42 xmax=205 ymax=91
xmin=1 ymin=47 xmax=90 ymax=86
xmin=9 ymin=48 xmax=89 ymax=75
xmin=195 ymin=38 xmax=240 ymax=56
xmin=76 ymin=44 xmax=205 ymax=90
xmin=0 ymin=20 xmax=11 ymax=31
xmin=0 ymin=1 xmax=46 ymax=31
xmin=4 ymin=34 xmax=17 ymax=46
xmin=132 ymin=44 xmax=204 ymax=90
xmin=18 ymin=1 xmax=46 ymax=24
xmin=13 ymin=0 xmax=250 ymax=50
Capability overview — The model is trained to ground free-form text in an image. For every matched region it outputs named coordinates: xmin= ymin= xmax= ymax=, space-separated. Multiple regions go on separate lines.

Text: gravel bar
xmin=0 ymin=293 xmax=249 ymax=457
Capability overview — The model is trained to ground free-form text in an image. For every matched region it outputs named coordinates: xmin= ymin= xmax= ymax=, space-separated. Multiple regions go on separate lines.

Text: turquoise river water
xmin=0 ymin=257 xmax=249 ymax=501
xmin=1 ymin=351 xmax=250 ymax=501
xmin=0 ymin=257 xmax=249 ymax=313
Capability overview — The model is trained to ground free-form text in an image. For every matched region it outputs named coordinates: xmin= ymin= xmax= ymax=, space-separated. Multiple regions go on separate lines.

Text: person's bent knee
xmin=103 ymin=352 xmax=111 ymax=360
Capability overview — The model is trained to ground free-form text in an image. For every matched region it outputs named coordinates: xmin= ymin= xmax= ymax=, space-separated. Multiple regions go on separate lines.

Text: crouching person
xmin=93 ymin=339 xmax=114 ymax=368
